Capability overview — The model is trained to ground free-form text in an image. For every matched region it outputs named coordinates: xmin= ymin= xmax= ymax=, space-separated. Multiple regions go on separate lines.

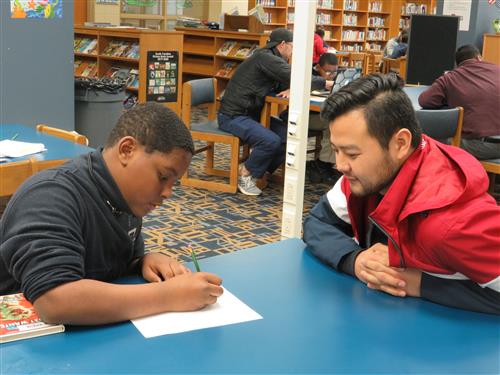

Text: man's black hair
xmin=106 ymin=102 xmax=194 ymax=154
xmin=455 ymin=44 xmax=480 ymax=66
xmin=318 ymin=52 xmax=338 ymax=67
xmin=321 ymin=73 xmax=422 ymax=149
xmin=315 ymin=28 xmax=325 ymax=38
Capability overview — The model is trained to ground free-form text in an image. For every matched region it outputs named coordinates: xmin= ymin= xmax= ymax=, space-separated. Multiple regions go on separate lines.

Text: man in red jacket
xmin=304 ymin=73 xmax=500 ymax=314
xmin=418 ymin=44 xmax=500 ymax=160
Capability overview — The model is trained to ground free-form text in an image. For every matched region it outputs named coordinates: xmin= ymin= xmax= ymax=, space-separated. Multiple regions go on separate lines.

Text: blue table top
xmin=0 ymin=124 xmax=92 ymax=162
xmin=2 ymin=239 xmax=499 ymax=374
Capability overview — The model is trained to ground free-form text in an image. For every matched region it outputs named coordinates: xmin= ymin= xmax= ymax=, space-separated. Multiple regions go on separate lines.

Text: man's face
xmin=117 ymin=143 xmax=192 ymax=217
xmin=317 ymin=63 xmax=338 ymax=80
xmin=330 ymin=109 xmax=400 ymax=196
xmin=280 ymin=41 xmax=293 ymax=60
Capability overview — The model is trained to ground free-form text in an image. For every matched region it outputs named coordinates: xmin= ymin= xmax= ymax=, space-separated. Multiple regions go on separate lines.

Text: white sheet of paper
xmin=310 ymin=95 xmax=327 ymax=102
xmin=131 ymin=288 xmax=262 ymax=338
xmin=0 ymin=140 xmax=46 ymax=158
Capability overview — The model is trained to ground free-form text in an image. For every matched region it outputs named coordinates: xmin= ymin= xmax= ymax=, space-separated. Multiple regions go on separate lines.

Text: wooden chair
xmin=415 ymin=106 xmax=463 ymax=147
xmin=480 ymin=159 xmax=500 ymax=195
xmin=364 ymin=52 xmax=383 ymax=75
xmin=0 ymin=159 xmax=37 ymax=197
xmin=348 ymin=52 xmax=366 ymax=72
xmin=36 ymin=124 xmax=89 ymax=146
xmin=381 ymin=56 xmax=407 ymax=79
xmin=181 ymin=78 xmax=246 ymax=193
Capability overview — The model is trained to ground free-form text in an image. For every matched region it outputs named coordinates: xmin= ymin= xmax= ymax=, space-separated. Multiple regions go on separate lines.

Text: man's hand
xmin=277 ymin=89 xmax=290 ymax=98
xmin=162 ymin=272 xmax=224 ymax=311
xmin=325 ymin=80 xmax=334 ymax=90
xmin=142 ymin=253 xmax=190 ymax=283
xmin=355 ymin=243 xmax=406 ymax=297
xmin=355 ymin=243 xmax=421 ymax=297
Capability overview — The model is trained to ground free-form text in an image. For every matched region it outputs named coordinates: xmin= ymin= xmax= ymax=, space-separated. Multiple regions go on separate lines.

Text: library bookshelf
xmin=175 ymin=27 xmax=268 ymax=96
xmin=249 ymin=0 xmax=435 ymax=53
xmin=74 ymin=27 xmax=183 ymax=114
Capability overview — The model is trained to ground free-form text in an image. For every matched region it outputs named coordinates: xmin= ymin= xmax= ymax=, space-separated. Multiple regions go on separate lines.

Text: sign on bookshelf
xmin=146 ymin=51 xmax=179 ymax=103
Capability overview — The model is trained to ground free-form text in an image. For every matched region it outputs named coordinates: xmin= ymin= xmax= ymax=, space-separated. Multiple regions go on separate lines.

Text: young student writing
xmin=0 ymin=103 xmax=224 ymax=325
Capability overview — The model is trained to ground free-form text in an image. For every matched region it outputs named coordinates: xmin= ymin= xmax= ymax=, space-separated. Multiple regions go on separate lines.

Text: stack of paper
xmin=0 ymin=140 xmax=46 ymax=158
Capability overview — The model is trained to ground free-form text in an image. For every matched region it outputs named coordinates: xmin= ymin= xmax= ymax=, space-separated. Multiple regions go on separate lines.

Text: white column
xmin=281 ymin=0 xmax=317 ymax=239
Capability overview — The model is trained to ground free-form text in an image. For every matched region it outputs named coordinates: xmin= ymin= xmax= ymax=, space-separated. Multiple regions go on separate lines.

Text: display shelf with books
xmin=176 ymin=28 xmax=268 ymax=96
xmin=249 ymin=0 xmax=288 ymax=31
xmin=398 ymin=0 xmax=436 ymax=30
xmin=251 ymin=0 xmax=407 ymax=53
xmin=1 ymin=293 xmax=64 ymax=343
xmin=74 ymin=27 xmax=183 ymax=114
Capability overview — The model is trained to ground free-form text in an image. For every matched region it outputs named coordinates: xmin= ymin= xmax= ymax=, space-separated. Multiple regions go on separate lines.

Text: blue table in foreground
xmin=2 ymin=239 xmax=499 ymax=374
xmin=0 ymin=124 xmax=92 ymax=165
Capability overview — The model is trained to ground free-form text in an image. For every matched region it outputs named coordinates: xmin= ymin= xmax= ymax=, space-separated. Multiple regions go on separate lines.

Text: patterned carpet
xmin=142 ymin=108 xmax=333 ymax=263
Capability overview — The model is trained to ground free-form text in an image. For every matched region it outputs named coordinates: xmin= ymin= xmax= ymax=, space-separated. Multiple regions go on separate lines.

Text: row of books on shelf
xmin=399 ymin=18 xmax=411 ymax=29
xmin=74 ymin=37 xmax=98 ymax=55
xmin=343 ymin=13 xmax=358 ymax=25
xmin=256 ymin=0 xmax=276 ymax=5
xmin=317 ymin=0 xmax=333 ymax=8
xmin=402 ymin=3 xmax=428 ymax=15
xmin=74 ymin=61 xmax=139 ymax=88
xmin=367 ymin=29 xmax=386 ymax=40
xmin=217 ymin=41 xmax=259 ymax=58
xmin=368 ymin=1 xmax=384 ymax=12
xmin=368 ymin=16 xmax=385 ymax=27
xmin=342 ymin=30 xmax=365 ymax=40
xmin=341 ymin=43 xmax=363 ymax=52
xmin=104 ymin=67 xmax=140 ymax=88
xmin=216 ymin=61 xmax=239 ymax=78
xmin=102 ymin=41 xmax=140 ymax=59
xmin=75 ymin=60 xmax=98 ymax=78
xmin=317 ymin=13 xmax=332 ymax=24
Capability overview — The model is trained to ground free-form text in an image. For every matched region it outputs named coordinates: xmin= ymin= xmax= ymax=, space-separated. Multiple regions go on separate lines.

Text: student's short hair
xmin=318 ymin=53 xmax=338 ymax=67
xmin=106 ymin=102 xmax=194 ymax=155
xmin=315 ymin=28 xmax=325 ymax=38
xmin=400 ymin=33 xmax=409 ymax=43
xmin=321 ymin=73 xmax=422 ymax=149
xmin=455 ymin=44 xmax=480 ymax=66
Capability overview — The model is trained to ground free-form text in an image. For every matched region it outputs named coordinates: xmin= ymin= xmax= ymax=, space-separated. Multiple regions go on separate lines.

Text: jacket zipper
xmin=368 ymin=216 xmax=406 ymax=268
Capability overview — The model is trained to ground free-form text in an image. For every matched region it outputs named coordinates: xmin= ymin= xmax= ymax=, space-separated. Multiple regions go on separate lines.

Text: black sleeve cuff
xmin=338 ymin=249 xmax=365 ymax=277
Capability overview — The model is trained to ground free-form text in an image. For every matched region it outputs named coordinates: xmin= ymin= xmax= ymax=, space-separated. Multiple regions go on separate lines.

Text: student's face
xmin=116 ymin=139 xmax=191 ymax=217
xmin=330 ymin=109 xmax=401 ymax=196
xmin=317 ymin=63 xmax=338 ymax=80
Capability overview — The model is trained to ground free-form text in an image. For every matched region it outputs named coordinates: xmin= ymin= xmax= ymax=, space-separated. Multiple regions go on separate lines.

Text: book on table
xmin=0 ymin=293 xmax=65 ymax=343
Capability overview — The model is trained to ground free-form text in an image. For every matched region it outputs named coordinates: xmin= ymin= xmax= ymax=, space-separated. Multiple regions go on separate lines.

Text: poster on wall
xmin=10 ymin=0 xmax=63 ymax=19
xmin=146 ymin=51 xmax=179 ymax=103
xmin=442 ymin=0 xmax=471 ymax=31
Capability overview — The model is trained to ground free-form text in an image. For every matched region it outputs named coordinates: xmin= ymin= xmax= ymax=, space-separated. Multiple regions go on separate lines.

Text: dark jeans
xmin=218 ymin=113 xmax=287 ymax=178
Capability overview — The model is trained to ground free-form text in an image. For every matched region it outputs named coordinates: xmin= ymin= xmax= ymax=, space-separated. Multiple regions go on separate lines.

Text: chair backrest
xmin=182 ymin=78 xmax=217 ymax=127
xmin=36 ymin=124 xmax=89 ymax=146
xmin=0 ymin=158 xmax=36 ymax=196
xmin=348 ymin=52 xmax=365 ymax=70
xmin=415 ymin=106 xmax=463 ymax=147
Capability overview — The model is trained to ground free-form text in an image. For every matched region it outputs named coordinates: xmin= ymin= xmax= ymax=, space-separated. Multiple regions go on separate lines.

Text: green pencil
xmin=190 ymin=245 xmax=201 ymax=272
xmin=11 ymin=133 xmax=19 ymax=140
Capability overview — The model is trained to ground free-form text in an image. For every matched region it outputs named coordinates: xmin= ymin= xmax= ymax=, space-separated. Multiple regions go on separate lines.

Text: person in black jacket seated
xmin=218 ymin=28 xmax=333 ymax=196
xmin=0 ymin=103 xmax=224 ymax=325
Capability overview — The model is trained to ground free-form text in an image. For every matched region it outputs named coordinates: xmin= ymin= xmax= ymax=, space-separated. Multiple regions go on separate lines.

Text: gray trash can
xmin=75 ymin=78 xmax=127 ymax=148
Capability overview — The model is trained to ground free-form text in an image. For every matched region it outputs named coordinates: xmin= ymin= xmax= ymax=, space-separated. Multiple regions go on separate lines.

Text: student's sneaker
xmin=238 ymin=175 xmax=262 ymax=196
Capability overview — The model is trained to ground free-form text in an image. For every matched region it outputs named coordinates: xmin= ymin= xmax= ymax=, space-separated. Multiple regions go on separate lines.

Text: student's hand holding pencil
xmin=160 ymin=272 xmax=224 ymax=311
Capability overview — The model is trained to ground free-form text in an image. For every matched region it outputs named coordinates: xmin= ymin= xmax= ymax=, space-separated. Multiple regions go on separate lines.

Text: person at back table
xmin=308 ymin=52 xmax=341 ymax=183
xmin=0 ymin=103 xmax=224 ymax=325
xmin=218 ymin=28 xmax=333 ymax=196
xmin=419 ymin=44 xmax=500 ymax=160
xmin=303 ymin=73 xmax=500 ymax=315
